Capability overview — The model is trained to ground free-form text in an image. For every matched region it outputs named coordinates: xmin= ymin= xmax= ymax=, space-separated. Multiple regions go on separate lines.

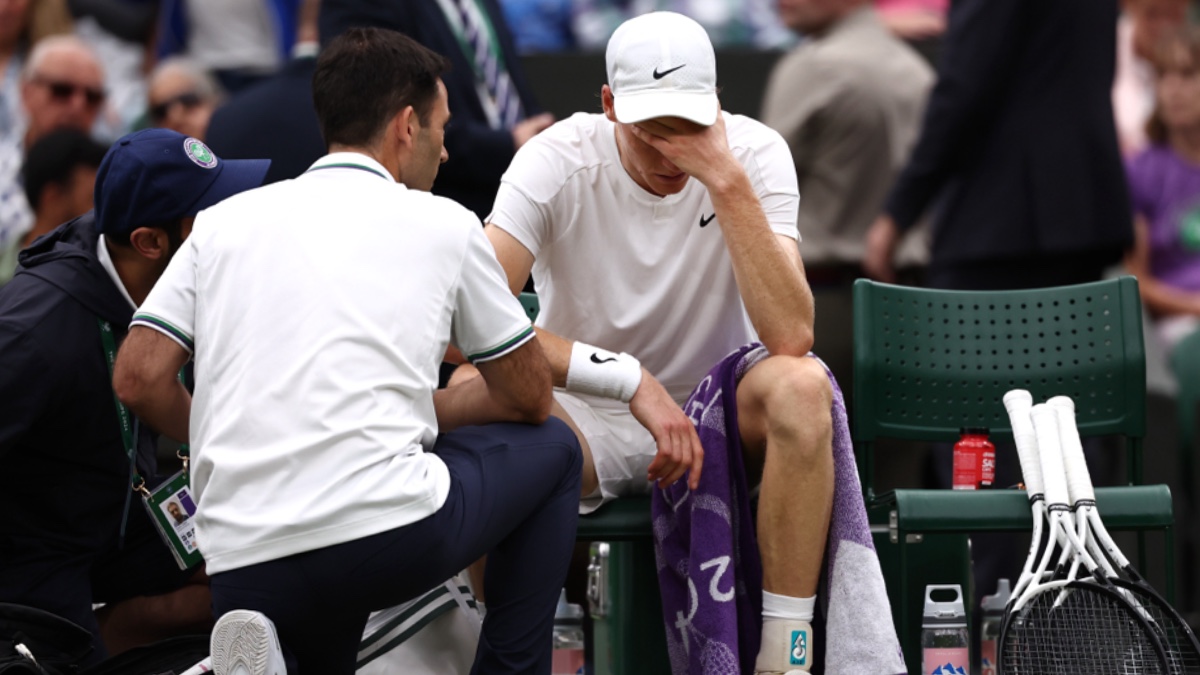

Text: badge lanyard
xmin=98 ymin=318 xmax=202 ymax=570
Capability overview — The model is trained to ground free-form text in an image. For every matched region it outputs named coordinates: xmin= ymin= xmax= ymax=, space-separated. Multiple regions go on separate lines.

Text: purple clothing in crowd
xmin=1127 ymin=144 xmax=1200 ymax=292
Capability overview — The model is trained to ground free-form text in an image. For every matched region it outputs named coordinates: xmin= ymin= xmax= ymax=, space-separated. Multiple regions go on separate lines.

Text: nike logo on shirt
xmin=652 ymin=65 xmax=686 ymax=79
xmin=699 ymin=213 xmax=716 ymax=228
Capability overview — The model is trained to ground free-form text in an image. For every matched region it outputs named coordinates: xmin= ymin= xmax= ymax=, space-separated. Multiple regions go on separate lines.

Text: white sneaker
xmin=754 ymin=619 xmax=814 ymax=674
xmin=210 ymin=610 xmax=288 ymax=675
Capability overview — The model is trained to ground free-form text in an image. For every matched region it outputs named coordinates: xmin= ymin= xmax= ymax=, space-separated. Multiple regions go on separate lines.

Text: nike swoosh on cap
xmin=652 ymin=64 xmax=686 ymax=80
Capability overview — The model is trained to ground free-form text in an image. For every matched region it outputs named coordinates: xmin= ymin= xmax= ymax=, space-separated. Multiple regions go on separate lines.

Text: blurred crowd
xmin=3 ymin=0 xmax=1199 ymax=383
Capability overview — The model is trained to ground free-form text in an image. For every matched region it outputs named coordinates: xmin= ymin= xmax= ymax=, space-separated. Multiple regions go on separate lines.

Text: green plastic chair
xmin=852 ymin=276 xmax=1176 ymax=670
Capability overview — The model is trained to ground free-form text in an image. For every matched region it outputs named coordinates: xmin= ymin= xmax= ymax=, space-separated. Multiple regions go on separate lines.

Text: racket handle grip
xmin=1031 ymin=403 xmax=1069 ymax=509
xmin=1048 ymin=396 xmax=1095 ymax=503
xmin=1004 ymin=390 xmax=1043 ymax=498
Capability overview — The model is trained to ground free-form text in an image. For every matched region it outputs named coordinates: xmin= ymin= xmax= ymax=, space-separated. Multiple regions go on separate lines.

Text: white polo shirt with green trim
xmin=132 ymin=153 xmax=534 ymax=574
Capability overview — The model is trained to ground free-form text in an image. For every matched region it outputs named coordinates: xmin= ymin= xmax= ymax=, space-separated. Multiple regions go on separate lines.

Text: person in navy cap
xmin=0 ymin=128 xmax=268 ymax=666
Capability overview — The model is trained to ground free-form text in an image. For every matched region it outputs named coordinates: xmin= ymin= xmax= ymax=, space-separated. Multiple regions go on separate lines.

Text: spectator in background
xmin=15 ymin=127 xmax=106 ymax=262
xmin=2 ymin=0 xmax=73 ymax=143
xmin=761 ymin=0 xmax=933 ymax=391
xmin=572 ymin=0 xmax=794 ymax=50
xmin=499 ymin=0 xmax=575 ymax=52
xmin=319 ymin=0 xmax=554 ymax=219
xmin=1 ymin=35 xmax=105 ymax=286
xmin=69 ymin=0 xmax=160 ymax=138
xmin=874 ymin=0 xmax=946 ymax=41
xmin=1126 ymin=27 xmax=1200 ymax=354
xmin=206 ymin=0 xmax=326 ymax=185
xmin=156 ymin=0 xmax=301 ymax=93
xmin=864 ymin=0 xmax=1131 ymax=291
xmin=147 ymin=58 xmax=221 ymax=141
xmin=1114 ymin=0 xmax=1190 ymax=157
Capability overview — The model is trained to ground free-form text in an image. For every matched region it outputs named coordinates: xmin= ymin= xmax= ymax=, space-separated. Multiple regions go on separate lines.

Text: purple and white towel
xmin=651 ymin=344 xmax=905 ymax=674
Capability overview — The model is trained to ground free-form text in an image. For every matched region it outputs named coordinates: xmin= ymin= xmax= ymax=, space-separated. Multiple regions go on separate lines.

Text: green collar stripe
xmin=467 ymin=325 xmax=534 ymax=363
xmin=307 ymin=163 xmax=390 ymax=181
xmin=132 ymin=314 xmax=195 ymax=351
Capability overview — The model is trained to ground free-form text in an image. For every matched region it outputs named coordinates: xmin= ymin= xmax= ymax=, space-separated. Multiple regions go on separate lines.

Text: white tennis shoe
xmin=210 ymin=610 xmax=287 ymax=675
xmin=754 ymin=619 xmax=814 ymax=674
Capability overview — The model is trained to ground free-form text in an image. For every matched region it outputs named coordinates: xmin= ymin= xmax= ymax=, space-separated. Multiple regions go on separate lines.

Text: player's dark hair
xmin=312 ymin=27 xmax=450 ymax=149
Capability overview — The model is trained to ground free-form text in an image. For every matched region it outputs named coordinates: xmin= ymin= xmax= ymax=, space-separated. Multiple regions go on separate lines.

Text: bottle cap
xmin=981 ymin=578 xmax=1011 ymax=612
xmin=923 ymin=584 xmax=967 ymax=627
xmin=960 ymin=427 xmax=990 ymax=436
xmin=554 ymin=589 xmax=584 ymax=624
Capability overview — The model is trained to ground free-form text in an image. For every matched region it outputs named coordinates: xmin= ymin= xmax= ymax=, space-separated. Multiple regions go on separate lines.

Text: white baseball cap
xmin=605 ymin=12 xmax=719 ymax=127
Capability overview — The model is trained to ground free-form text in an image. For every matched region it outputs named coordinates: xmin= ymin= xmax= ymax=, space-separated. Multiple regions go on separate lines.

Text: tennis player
xmin=463 ymin=12 xmax=834 ymax=673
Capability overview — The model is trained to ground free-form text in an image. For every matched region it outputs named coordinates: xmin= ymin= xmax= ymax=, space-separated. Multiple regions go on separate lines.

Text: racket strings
xmin=1124 ymin=589 xmax=1200 ymax=674
xmin=1002 ymin=588 xmax=1167 ymax=674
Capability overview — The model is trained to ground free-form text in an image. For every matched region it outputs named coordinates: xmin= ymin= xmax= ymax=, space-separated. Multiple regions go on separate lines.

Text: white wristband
xmin=565 ymin=341 xmax=643 ymax=403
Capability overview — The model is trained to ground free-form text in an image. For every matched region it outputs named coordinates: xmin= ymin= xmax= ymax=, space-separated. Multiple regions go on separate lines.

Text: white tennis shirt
xmin=488 ymin=112 xmax=800 ymax=405
xmin=133 ymin=153 xmax=534 ymax=574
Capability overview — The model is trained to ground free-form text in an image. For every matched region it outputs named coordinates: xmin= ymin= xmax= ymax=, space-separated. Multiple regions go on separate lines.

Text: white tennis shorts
xmin=553 ymin=390 xmax=658 ymax=514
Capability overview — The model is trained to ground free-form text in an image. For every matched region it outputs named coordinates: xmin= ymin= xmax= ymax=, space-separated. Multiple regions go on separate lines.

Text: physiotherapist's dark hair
xmin=312 ymin=27 xmax=450 ymax=149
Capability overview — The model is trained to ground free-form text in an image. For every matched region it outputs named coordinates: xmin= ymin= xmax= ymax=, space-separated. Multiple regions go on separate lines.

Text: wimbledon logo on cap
xmin=183 ymin=137 xmax=218 ymax=169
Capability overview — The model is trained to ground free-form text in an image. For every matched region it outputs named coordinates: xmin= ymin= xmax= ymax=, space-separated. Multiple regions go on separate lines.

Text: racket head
xmin=998 ymin=578 xmax=1170 ymax=674
xmin=1107 ymin=576 xmax=1200 ymax=674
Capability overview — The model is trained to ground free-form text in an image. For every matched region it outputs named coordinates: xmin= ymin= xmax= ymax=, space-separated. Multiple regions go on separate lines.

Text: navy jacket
xmin=885 ymin=0 xmax=1132 ymax=267
xmin=319 ymin=0 xmax=544 ymax=218
xmin=0 ymin=215 xmax=159 ymax=587
xmin=206 ymin=56 xmax=327 ymax=186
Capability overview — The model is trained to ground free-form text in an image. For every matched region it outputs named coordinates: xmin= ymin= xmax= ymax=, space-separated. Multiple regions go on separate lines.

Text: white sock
xmin=762 ymin=591 xmax=815 ymax=622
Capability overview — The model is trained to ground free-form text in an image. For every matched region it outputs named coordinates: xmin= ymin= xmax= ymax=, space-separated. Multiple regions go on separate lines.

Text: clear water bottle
xmin=921 ymin=584 xmax=969 ymax=675
xmin=979 ymin=578 xmax=1010 ymax=675
xmin=551 ymin=589 xmax=585 ymax=675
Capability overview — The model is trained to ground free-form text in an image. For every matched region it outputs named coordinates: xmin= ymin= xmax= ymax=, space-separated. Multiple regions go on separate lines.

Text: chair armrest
xmin=889 ymin=485 xmax=1173 ymax=534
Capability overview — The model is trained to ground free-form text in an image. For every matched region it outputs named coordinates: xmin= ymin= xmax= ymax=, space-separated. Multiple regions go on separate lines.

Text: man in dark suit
xmin=864 ymin=0 xmax=1133 ymax=291
xmin=205 ymin=51 xmax=327 ymax=186
xmin=319 ymin=0 xmax=554 ymax=218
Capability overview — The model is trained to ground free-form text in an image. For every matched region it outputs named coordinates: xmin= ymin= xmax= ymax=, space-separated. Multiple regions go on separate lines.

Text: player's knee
xmin=763 ymin=357 xmax=832 ymax=417
xmin=763 ymin=358 xmax=833 ymax=459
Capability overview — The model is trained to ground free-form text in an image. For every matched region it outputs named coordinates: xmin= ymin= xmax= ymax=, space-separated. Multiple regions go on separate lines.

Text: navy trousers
xmin=210 ymin=419 xmax=582 ymax=675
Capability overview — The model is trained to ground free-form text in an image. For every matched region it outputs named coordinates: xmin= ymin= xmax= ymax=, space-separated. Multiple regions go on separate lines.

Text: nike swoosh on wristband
xmin=652 ymin=64 xmax=686 ymax=79
xmin=699 ymin=213 xmax=716 ymax=228
xmin=591 ymin=353 xmax=618 ymax=364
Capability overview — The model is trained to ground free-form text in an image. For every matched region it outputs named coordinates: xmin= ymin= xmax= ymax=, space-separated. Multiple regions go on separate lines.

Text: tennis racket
xmin=1050 ymin=395 xmax=1200 ymax=673
xmin=1003 ymin=389 xmax=1047 ymax=601
xmin=998 ymin=402 xmax=1170 ymax=674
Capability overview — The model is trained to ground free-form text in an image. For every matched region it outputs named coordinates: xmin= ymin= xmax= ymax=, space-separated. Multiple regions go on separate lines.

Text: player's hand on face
xmin=628 ymin=370 xmax=704 ymax=490
xmin=629 ymin=111 xmax=737 ymax=189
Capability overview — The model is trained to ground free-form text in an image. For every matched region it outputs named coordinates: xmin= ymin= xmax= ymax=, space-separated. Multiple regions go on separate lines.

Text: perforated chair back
xmin=852 ymin=276 xmax=1148 ymax=498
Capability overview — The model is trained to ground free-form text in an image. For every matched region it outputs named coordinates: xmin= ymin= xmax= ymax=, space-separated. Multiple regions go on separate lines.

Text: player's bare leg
xmin=737 ymin=355 xmax=834 ymax=672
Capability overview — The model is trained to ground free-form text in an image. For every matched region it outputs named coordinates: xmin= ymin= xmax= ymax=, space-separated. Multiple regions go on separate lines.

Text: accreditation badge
xmin=140 ymin=470 xmax=203 ymax=570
